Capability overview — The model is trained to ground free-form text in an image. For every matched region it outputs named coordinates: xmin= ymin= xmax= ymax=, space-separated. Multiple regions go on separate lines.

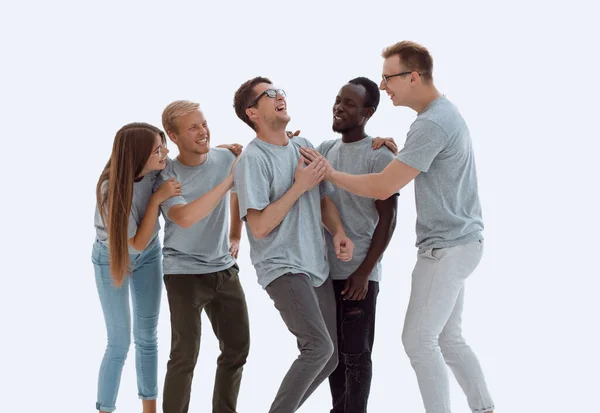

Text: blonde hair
xmin=162 ymin=100 xmax=200 ymax=134
xmin=382 ymin=41 xmax=434 ymax=82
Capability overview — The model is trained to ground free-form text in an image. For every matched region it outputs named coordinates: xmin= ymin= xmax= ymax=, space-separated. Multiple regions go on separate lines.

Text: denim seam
xmin=283 ymin=275 xmax=315 ymax=397
xmin=132 ymin=270 xmax=145 ymax=399
xmin=416 ymin=255 xmax=446 ymax=407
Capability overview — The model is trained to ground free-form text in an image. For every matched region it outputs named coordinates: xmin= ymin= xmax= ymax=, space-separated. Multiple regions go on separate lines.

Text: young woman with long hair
xmin=92 ymin=122 xmax=181 ymax=413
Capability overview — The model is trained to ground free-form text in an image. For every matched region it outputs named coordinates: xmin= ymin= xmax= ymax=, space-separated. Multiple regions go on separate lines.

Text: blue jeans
xmin=91 ymin=237 xmax=163 ymax=412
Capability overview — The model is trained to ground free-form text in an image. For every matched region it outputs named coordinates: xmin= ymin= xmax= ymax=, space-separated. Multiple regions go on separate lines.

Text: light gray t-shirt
xmin=395 ymin=96 xmax=483 ymax=251
xmin=317 ymin=136 xmax=397 ymax=281
xmin=233 ymin=136 xmax=333 ymax=289
xmin=94 ymin=170 xmax=161 ymax=254
xmin=154 ymin=149 xmax=237 ymax=275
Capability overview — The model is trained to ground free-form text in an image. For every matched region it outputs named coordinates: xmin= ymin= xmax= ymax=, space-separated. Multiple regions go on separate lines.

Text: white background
xmin=1 ymin=0 xmax=599 ymax=412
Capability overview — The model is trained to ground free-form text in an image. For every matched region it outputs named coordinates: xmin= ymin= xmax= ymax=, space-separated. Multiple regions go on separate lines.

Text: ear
xmin=410 ymin=71 xmax=420 ymax=83
xmin=167 ymin=131 xmax=178 ymax=144
xmin=360 ymin=107 xmax=375 ymax=125
xmin=245 ymin=107 xmax=258 ymax=122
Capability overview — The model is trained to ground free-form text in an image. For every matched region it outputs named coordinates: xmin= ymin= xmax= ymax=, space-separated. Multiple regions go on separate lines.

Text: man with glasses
xmin=300 ymin=41 xmax=495 ymax=413
xmin=232 ymin=76 xmax=354 ymax=413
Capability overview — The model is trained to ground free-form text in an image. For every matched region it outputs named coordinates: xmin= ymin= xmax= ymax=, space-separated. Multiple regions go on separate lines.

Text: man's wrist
xmin=328 ymin=170 xmax=340 ymax=183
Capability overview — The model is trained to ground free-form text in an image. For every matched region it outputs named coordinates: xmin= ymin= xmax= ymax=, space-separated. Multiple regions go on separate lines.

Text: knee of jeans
xmin=402 ymin=328 xmax=437 ymax=358
xmin=106 ymin=336 xmax=131 ymax=358
xmin=312 ymin=335 xmax=335 ymax=363
xmin=134 ymin=325 xmax=158 ymax=349
xmin=439 ymin=333 xmax=466 ymax=354
xmin=325 ymin=351 xmax=339 ymax=375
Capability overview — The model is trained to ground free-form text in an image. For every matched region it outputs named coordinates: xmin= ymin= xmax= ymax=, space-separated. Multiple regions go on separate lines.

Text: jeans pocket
xmin=92 ymin=241 xmax=109 ymax=265
xmin=419 ymin=247 xmax=441 ymax=261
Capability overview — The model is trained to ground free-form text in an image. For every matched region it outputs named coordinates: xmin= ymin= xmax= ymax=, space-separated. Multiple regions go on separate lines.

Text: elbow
xmin=375 ymin=189 xmax=392 ymax=201
xmin=171 ymin=215 xmax=194 ymax=229
xmin=375 ymin=182 xmax=397 ymax=200
xmin=251 ymin=227 xmax=268 ymax=240
xmin=130 ymin=241 xmax=145 ymax=252
xmin=178 ymin=220 xmax=194 ymax=229
xmin=248 ymin=221 xmax=269 ymax=239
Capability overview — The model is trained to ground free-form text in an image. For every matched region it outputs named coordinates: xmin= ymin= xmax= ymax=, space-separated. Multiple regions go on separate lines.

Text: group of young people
xmin=91 ymin=40 xmax=495 ymax=413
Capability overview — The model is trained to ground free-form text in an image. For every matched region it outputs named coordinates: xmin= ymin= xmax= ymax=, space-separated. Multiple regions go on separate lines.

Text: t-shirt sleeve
xmin=233 ymin=155 xmax=271 ymax=221
xmin=395 ymin=120 xmax=448 ymax=172
xmin=154 ymin=168 xmax=187 ymax=218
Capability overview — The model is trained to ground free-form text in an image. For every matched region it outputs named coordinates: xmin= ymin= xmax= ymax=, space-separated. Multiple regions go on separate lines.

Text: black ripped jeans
xmin=328 ymin=279 xmax=379 ymax=413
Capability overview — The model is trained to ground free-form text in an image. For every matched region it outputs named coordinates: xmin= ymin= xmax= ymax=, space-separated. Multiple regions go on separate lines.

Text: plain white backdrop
xmin=1 ymin=0 xmax=599 ymax=412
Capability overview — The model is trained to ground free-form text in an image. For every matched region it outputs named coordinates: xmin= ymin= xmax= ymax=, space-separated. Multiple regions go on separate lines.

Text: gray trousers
xmin=266 ymin=273 xmax=338 ymax=413
xmin=402 ymin=240 xmax=494 ymax=413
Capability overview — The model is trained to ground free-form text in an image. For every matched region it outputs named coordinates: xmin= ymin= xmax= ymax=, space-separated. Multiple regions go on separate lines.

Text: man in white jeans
xmin=299 ymin=40 xmax=494 ymax=413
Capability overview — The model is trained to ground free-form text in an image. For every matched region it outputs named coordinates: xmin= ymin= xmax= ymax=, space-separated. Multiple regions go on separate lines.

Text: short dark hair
xmin=348 ymin=77 xmax=380 ymax=113
xmin=233 ymin=76 xmax=272 ymax=130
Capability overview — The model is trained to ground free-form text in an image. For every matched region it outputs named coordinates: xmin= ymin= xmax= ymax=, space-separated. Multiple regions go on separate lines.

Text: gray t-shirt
xmin=317 ymin=136 xmax=397 ymax=281
xmin=94 ymin=170 xmax=161 ymax=254
xmin=395 ymin=96 xmax=483 ymax=251
xmin=233 ymin=136 xmax=333 ymax=289
xmin=155 ymin=149 xmax=237 ymax=275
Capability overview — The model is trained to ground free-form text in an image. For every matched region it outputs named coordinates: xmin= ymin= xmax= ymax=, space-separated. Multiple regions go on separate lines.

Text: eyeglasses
xmin=247 ymin=88 xmax=286 ymax=108
xmin=381 ymin=71 xmax=416 ymax=85
xmin=151 ymin=144 xmax=167 ymax=157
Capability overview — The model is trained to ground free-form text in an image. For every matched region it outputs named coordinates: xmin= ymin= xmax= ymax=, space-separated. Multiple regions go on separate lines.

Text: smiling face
xmin=143 ymin=133 xmax=169 ymax=173
xmin=379 ymin=54 xmax=416 ymax=107
xmin=246 ymin=82 xmax=290 ymax=131
xmin=332 ymin=83 xmax=369 ymax=134
xmin=169 ymin=109 xmax=211 ymax=155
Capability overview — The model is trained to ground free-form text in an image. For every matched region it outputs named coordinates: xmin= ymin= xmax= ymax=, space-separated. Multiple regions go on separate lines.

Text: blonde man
xmin=155 ymin=100 xmax=249 ymax=413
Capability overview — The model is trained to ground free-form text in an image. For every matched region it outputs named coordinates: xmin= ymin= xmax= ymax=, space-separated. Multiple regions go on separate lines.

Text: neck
xmin=410 ymin=84 xmax=442 ymax=113
xmin=177 ymin=151 xmax=208 ymax=167
xmin=256 ymin=126 xmax=289 ymax=146
xmin=341 ymin=127 xmax=367 ymax=143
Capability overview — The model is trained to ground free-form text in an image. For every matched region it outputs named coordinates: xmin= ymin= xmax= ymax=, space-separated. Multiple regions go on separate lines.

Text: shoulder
xmin=212 ymin=147 xmax=235 ymax=160
xmin=156 ymin=159 xmax=177 ymax=182
xmin=409 ymin=117 xmax=448 ymax=140
xmin=290 ymin=136 xmax=314 ymax=149
xmin=211 ymin=147 xmax=236 ymax=166
xmin=415 ymin=98 xmax=462 ymax=136
xmin=316 ymin=138 xmax=338 ymax=155
xmin=372 ymin=141 xmax=396 ymax=163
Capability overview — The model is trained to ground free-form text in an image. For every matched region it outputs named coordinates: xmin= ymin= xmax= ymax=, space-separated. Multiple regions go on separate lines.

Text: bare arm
xmin=230 ymin=192 xmax=242 ymax=240
xmin=168 ymin=175 xmax=233 ymax=229
xmin=330 ymin=159 xmax=419 ymax=200
xmin=340 ymin=194 xmax=398 ymax=300
xmin=229 ymin=192 xmax=242 ymax=258
xmin=129 ymin=178 xmax=181 ymax=251
xmin=320 ymin=195 xmax=346 ymax=236
xmin=320 ymin=195 xmax=354 ymax=262
xmin=356 ymin=195 xmax=398 ymax=275
xmin=128 ymin=200 xmax=161 ymax=251
xmin=299 ymin=147 xmax=420 ymax=200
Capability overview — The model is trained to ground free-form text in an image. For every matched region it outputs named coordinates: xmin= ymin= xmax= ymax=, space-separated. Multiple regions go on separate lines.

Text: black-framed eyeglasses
xmin=247 ymin=88 xmax=286 ymax=108
xmin=381 ymin=71 xmax=415 ymax=84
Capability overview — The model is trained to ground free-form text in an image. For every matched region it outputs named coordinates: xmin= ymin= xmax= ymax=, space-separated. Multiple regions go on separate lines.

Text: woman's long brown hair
xmin=96 ymin=122 xmax=166 ymax=287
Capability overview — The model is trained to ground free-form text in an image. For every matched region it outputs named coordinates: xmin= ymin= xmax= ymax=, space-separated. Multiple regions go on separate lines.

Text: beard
xmin=332 ymin=124 xmax=354 ymax=134
xmin=265 ymin=113 xmax=290 ymax=130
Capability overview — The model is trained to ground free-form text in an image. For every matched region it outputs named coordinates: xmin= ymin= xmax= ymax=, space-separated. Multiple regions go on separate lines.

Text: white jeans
xmin=402 ymin=240 xmax=494 ymax=413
